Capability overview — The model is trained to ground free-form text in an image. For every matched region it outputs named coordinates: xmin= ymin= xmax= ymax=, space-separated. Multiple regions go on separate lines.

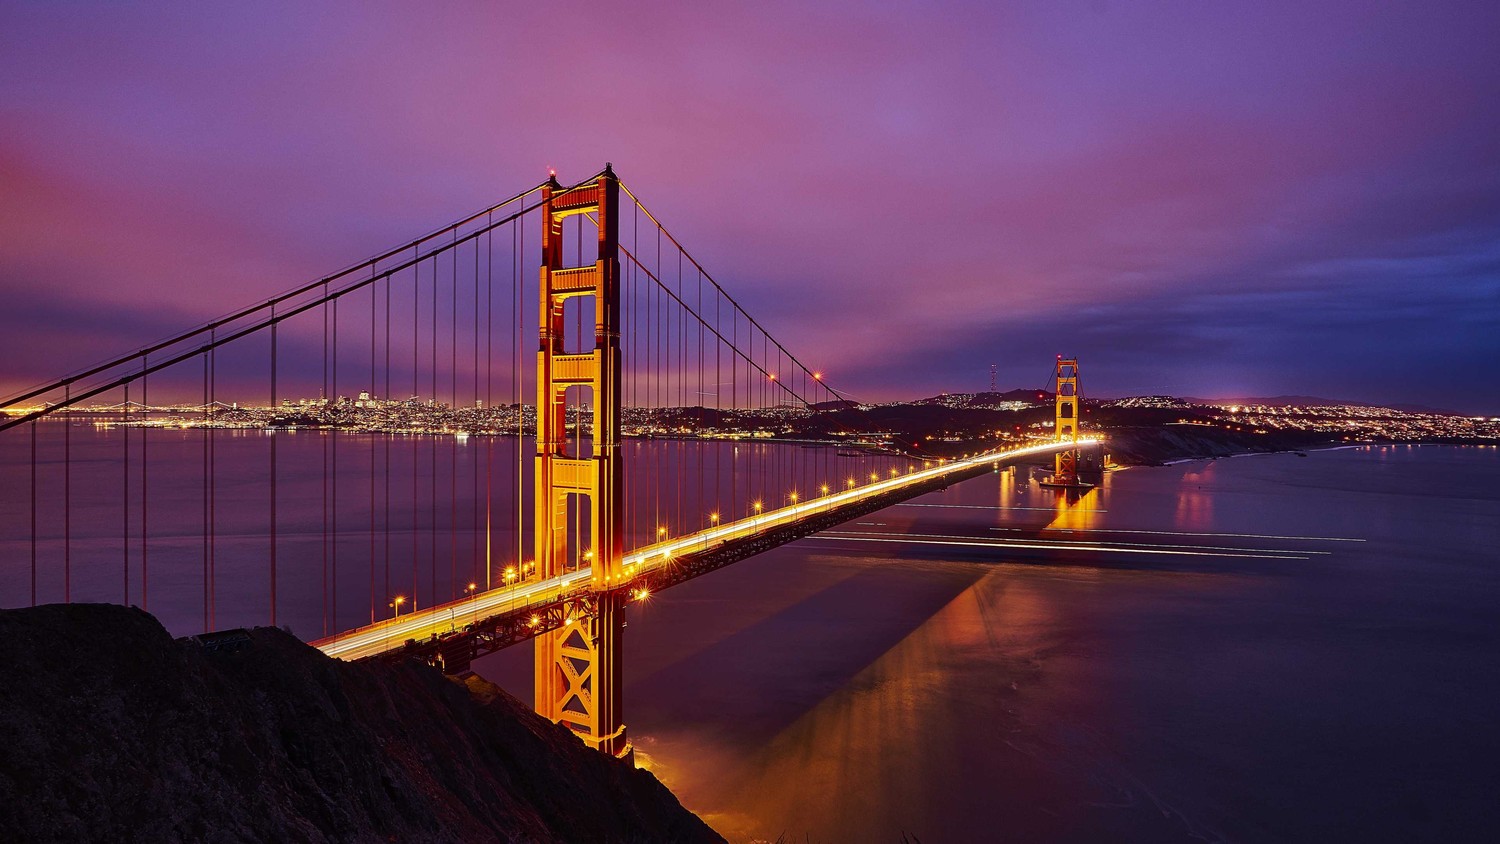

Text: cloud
xmin=1 ymin=1 xmax=1497 ymax=411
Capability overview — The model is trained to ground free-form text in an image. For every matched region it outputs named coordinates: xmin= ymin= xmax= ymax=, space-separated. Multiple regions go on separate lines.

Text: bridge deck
xmin=311 ymin=439 xmax=1098 ymax=665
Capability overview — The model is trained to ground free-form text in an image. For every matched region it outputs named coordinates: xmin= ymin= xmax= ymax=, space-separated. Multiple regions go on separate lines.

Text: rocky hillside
xmin=0 ymin=604 xmax=722 ymax=844
xmin=1101 ymin=424 xmax=1332 ymax=465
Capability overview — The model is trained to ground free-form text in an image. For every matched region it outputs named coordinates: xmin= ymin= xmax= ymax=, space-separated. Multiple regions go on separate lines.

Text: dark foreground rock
xmin=0 ymin=604 xmax=723 ymax=844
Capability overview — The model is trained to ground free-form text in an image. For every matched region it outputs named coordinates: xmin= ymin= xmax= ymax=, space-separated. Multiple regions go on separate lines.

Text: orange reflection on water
xmin=996 ymin=465 xmax=1019 ymax=514
xmin=1174 ymin=463 xmax=1216 ymax=529
xmin=1043 ymin=484 xmax=1104 ymax=533
xmin=693 ymin=569 xmax=1065 ymax=841
xmin=666 ymin=556 xmax=1131 ymax=843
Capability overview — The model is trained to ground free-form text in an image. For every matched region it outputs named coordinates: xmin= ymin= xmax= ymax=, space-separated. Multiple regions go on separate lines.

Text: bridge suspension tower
xmin=534 ymin=165 xmax=630 ymax=759
xmin=1043 ymin=356 xmax=1088 ymax=488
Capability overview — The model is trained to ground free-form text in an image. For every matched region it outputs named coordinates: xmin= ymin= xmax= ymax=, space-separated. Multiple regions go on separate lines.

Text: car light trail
xmin=806 ymin=534 xmax=1313 ymax=561
xmin=988 ymin=526 xmax=1365 ymax=543
xmin=824 ymin=529 xmax=1326 ymax=556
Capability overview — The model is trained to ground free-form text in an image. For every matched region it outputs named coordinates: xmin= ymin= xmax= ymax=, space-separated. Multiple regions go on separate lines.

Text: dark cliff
xmin=0 ymin=604 xmax=722 ymax=844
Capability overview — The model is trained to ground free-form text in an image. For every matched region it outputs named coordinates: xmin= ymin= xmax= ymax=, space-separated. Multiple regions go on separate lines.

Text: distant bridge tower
xmin=534 ymin=165 xmax=630 ymax=759
xmin=1052 ymin=356 xmax=1080 ymax=485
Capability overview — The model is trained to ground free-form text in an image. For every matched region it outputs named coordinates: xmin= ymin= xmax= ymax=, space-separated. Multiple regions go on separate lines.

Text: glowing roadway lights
xmin=313 ymin=439 xmax=1099 ymax=663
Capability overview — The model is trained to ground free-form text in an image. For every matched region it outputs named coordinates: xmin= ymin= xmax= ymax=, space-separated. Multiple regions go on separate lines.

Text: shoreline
xmin=1149 ymin=440 xmax=1482 ymax=468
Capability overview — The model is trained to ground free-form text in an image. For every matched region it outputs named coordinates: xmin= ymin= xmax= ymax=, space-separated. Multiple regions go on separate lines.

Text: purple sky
xmin=2 ymin=1 xmax=1497 ymax=411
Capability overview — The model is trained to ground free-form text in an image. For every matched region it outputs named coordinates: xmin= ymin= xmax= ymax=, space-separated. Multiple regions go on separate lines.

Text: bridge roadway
xmin=312 ymin=439 xmax=1098 ymax=665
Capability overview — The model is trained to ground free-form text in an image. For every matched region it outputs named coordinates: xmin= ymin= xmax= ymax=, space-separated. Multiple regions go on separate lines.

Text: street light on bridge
xmin=389 ymin=595 xmax=407 ymax=618
xmin=459 ymin=582 xmax=479 ymax=627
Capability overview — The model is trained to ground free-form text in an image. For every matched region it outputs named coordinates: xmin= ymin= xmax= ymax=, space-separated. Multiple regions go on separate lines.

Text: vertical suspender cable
xmin=64 ymin=384 xmax=70 ymax=602
xmin=210 ymin=332 xmax=217 ymax=630
xmin=654 ymin=225 xmax=660 ymax=533
xmin=123 ymin=382 xmax=129 ymax=605
xmin=623 ymin=241 xmax=631 ymax=542
xmin=731 ymin=307 xmax=737 ymax=519
xmin=430 ymin=255 xmax=438 ymax=603
xmin=29 ymin=419 xmax=36 ymax=606
xmin=331 ymin=297 xmax=338 ymax=633
xmin=370 ymin=279 xmax=377 ymax=624
xmin=203 ymin=352 xmax=210 ymax=630
xmin=451 ymin=239 xmax=458 ymax=599
xmin=485 ymin=217 xmax=494 ymax=589
xmin=630 ymin=199 xmax=638 ymax=544
xmin=384 ymin=271 xmax=391 ymax=609
xmin=697 ymin=267 xmax=704 ymax=529
xmin=141 ymin=358 xmax=148 ymax=611
xmin=676 ymin=250 xmax=684 ymax=535
xmin=473 ymin=228 xmax=481 ymax=588
xmin=515 ymin=210 xmax=522 ymax=578
xmin=432 ymin=259 xmax=438 ymax=608
xmin=715 ymin=278 xmax=722 ymax=522
xmin=323 ymin=287 xmax=330 ymax=635
xmin=413 ymin=249 xmax=420 ymax=610
xmin=270 ymin=310 xmax=277 ymax=626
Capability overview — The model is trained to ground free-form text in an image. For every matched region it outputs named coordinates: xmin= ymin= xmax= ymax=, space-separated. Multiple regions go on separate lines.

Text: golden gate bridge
xmin=0 ymin=165 xmax=1098 ymax=760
